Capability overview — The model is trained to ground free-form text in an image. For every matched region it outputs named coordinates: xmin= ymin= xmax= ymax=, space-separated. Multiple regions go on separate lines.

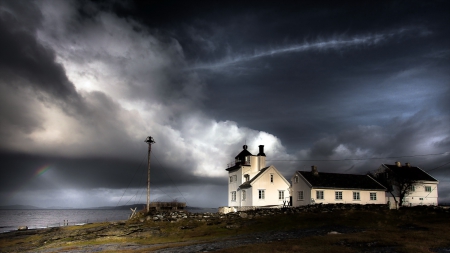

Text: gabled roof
xmin=239 ymin=166 xmax=269 ymax=189
xmin=382 ymin=164 xmax=438 ymax=182
xmin=297 ymin=171 xmax=386 ymax=190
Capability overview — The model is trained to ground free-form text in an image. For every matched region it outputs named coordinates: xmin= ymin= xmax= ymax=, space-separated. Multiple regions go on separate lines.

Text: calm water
xmin=0 ymin=209 xmax=131 ymax=233
xmin=0 ymin=208 xmax=217 ymax=233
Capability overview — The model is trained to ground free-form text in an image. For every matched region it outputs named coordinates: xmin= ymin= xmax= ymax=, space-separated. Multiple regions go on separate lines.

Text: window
xmin=259 ymin=190 xmax=265 ymax=199
xmin=316 ymin=191 xmax=324 ymax=200
xmin=353 ymin=192 xmax=360 ymax=200
xmin=425 ymin=186 xmax=432 ymax=192
xmin=229 ymin=176 xmax=232 ymax=183
xmin=242 ymin=190 xmax=246 ymax=201
xmin=245 ymin=156 xmax=251 ymax=165
xmin=409 ymin=185 xmax=415 ymax=192
xmin=370 ymin=192 xmax=377 ymax=200
xmin=298 ymin=191 xmax=304 ymax=200
xmin=231 ymin=191 xmax=236 ymax=201
xmin=279 ymin=190 xmax=284 ymax=200
xmin=419 ymin=198 xmax=423 ymax=200
xmin=233 ymin=175 xmax=237 ymax=182
xmin=294 ymin=176 xmax=299 ymax=183
xmin=270 ymin=174 xmax=274 ymax=183
xmin=244 ymin=174 xmax=250 ymax=182
xmin=335 ymin=191 xmax=342 ymax=200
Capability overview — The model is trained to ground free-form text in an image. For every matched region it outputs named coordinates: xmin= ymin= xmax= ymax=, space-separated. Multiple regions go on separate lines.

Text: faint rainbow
xmin=6 ymin=164 xmax=52 ymax=201
xmin=34 ymin=164 xmax=51 ymax=177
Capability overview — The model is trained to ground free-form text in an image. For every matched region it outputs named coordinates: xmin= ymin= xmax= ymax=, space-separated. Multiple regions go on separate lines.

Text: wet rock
xmin=239 ymin=212 xmax=248 ymax=218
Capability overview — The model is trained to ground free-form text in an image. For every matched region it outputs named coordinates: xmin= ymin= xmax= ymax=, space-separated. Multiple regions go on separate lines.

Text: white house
xmin=376 ymin=162 xmax=439 ymax=207
xmin=226 ymin=145 xmax=291 ymax=208
xmin=291 ymin=166 xmax=387 ymax=206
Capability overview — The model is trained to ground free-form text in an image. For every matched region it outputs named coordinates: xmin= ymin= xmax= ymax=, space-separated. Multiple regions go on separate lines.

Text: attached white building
xmin=377 ymin=162 xmax=439 ymax=207
xmin=226 ymin=145 xmax=291 ymax=208
xmin=291 ymin=166 xmax=387 ymax=206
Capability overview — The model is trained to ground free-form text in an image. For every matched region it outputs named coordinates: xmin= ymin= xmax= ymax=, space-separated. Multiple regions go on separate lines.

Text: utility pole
xmin=144 ymin=136 xmax=155 ymax=212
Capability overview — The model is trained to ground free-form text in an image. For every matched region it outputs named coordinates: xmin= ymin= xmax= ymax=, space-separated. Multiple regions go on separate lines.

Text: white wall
xmin=291 ymin=174 xmax=312 ymax=206
xmin=311 ymin=188 xmax=386 ymax=205
xmin=250 ymin=166 xmax=290 ymax=206
xmin=403 ymin=182 xmax=439 ymax=206
xmin=228 ymin=168 xmax=241 ymax=206
xmin=239 ymin=188 xmax=253 ymax=206
xmin=291 ymin=172 xmax=386 ymax=206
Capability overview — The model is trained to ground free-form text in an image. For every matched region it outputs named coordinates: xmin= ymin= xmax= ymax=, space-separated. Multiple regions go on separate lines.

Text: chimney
xmin=395 ymin=161 xmax=401 ymax=167
xmin=311 ymin=165 xmax=318 ymax=176
xmin=257 ymin=145 xmax=266 ymax=157
xmin=405 ymin=162 xmax=411 ymax=168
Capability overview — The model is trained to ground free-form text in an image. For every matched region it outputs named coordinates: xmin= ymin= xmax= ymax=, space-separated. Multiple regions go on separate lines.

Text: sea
xmin=0 ymin=207 xmax=217 ymax=233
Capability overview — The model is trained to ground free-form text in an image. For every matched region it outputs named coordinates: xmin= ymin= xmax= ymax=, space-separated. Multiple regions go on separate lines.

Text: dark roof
xmin=226 ymin=145 xmax=253 ymax=171
xmin=225 ymin=165 xmax=240 ymax=172
xmin=298 ymin=171 xmax=386 ymax=190
xmin=235 ymin=145 xmax=252 ymax=161
xmin=239 ymin=166 xmax=269 ymax=189
xmin=383 ymin=164 xmax=438 ymax=182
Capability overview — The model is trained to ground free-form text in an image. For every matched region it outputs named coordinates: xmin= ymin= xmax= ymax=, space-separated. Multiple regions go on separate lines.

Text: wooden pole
xmin=145 ymin=136 xmax=155 ymax=213
xmin=147 ymin=142 xmax=151 ymax=212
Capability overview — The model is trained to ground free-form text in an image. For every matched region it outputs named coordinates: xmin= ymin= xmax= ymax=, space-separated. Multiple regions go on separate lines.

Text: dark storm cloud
xmin=180 ymin=0 xmax=450 ymax=152
xmin=0 ymin=150 xmax=223 ymax=197
xmin=0 ymin=1 xmax=79 ymax=102
xmin=1 ymin=0 xmax=449 ymax=207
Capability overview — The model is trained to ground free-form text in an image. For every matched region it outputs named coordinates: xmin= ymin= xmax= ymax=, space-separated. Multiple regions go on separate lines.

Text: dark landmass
xmin=45 ymin=206 xmax=74 ymax=209
xmin=0 ymin=204 xmax=449 ymax=253
xmin=88 ymin=204 xmax=147 ymax=210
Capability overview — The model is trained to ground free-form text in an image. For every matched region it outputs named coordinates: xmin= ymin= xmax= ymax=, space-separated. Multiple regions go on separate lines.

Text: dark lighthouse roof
xmin=235 ymin=145 xmax=252 ymax=164
xmin=226 ymin=145 xmax=252 ymax=172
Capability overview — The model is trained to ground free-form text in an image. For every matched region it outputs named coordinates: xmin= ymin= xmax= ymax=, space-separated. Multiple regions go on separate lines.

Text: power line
xmin=266 ymin=152 xmax=449 ymax=162
xmin=116 ymin=152 xmax=147 ymax=207
xmin=426 ymin=161 xmax=450 ymax=172
xmin=152 ymin=150 xmax=188 ymax=204
xmin=125 ymin=165 xmax=147 ymax=205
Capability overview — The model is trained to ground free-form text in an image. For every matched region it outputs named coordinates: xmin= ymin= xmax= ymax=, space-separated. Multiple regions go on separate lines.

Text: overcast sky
xmin=1 ymin=0 xmax=449 ymax=208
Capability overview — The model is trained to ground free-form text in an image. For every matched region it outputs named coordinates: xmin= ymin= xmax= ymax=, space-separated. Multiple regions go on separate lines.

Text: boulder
xmin=18 ymin=226 xmax=28 ymax=231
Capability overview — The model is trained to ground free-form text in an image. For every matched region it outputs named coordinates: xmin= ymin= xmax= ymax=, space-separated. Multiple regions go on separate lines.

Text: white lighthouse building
xmin=226 ymin=145 xmax=290 ymax=208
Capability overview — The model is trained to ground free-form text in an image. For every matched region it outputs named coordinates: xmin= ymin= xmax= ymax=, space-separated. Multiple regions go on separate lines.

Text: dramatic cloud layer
xmin=0 ymin=0 xmax=449 ymax=208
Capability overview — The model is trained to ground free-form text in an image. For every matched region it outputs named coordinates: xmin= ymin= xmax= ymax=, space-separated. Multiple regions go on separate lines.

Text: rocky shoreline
xmin=1 ymin=204 xmax=449 ymax=253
